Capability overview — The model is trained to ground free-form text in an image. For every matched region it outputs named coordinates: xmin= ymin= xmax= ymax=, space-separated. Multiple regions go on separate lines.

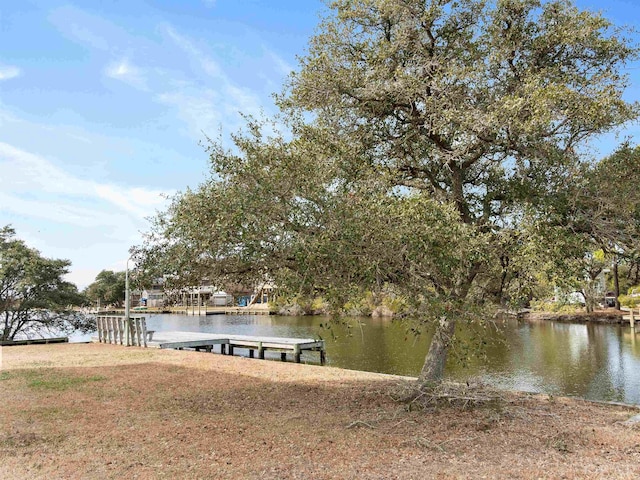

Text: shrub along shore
xmin=1 ymin=343 xmax=639 ymax=479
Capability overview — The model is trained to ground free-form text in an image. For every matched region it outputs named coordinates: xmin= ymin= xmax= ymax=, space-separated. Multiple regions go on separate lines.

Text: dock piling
xmin=293 ymin=345 xmax=301 ymax=363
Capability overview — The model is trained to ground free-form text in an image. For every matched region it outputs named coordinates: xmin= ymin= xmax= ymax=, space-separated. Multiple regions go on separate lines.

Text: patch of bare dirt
xmin=1 ymin=343 xmax=639 ymax=479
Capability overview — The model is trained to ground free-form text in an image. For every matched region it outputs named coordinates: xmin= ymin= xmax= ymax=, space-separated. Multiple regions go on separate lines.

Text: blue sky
xmin=1 ymin=0 xmax=639 ymax=289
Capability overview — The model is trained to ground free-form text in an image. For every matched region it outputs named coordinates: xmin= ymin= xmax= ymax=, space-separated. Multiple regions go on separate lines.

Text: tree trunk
xmin=2 ymin=311 xmax=11 ymax=342
xmin=613 ymin=258 xmax=621 ymax=310
xmin=417 ymin=316 xmax=456 ymax=386
xmin=583 ymin=289 xmax=594 ymax=313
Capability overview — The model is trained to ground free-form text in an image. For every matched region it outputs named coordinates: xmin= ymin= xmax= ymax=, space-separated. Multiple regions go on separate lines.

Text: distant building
xmin=133 ymin=277 xmax=273 ymax=308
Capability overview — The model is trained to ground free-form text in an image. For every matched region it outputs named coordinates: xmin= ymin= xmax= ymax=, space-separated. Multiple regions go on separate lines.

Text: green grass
xmin=27 ymin=373 xmax=106 ymax=391
xmin=0 ymin=369 xmax=107 ymax=390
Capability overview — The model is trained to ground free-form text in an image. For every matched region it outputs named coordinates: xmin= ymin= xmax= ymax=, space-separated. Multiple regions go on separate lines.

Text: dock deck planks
xmin=148 ymin=331 xmax=325 ymax=364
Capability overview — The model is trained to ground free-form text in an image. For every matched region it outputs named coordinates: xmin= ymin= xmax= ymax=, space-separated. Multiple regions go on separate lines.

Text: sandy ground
xmin=1 ymin=343 xmax=639 ymax=479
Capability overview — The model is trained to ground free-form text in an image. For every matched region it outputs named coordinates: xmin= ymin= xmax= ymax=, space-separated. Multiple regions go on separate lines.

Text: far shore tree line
xmin=3 ymin=1 xmax=640 ymax=391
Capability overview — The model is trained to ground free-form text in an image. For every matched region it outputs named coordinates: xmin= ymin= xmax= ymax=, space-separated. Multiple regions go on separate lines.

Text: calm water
xmin=75 ymin=314 xmax=640 ymax=404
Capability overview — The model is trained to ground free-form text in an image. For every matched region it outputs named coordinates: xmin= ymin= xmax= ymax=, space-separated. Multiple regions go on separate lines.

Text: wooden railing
xmin=96 ymin=315 xmax=149 ymax=347
xmin=621 ymin=308 xmax=639 ymax=329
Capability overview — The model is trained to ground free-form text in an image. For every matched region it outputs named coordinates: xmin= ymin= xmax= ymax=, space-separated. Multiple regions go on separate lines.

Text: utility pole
xmin=125 ymin=256 xmax=132 ymax=345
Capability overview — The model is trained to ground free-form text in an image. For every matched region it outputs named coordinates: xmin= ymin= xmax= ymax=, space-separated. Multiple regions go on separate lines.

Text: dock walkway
xmin=182 ymin=307 xmax=273 ymax=316
xmin=94 ymin=315 xmax=325 ymax=364
xmin=150 ymin=331 xmax=325 ymax=364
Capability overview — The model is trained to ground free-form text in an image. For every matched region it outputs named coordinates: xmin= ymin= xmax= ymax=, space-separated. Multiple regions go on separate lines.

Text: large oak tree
xmin=138 ymin=0 xmax=638 ymax=386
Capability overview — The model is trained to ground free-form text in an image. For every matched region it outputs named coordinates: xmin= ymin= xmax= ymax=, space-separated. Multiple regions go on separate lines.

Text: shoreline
xmin=2 ymin=343 xmax=640 ymax=479
xmin=522 ymin=309 xmax=629 ymax=324
xmin=88 ymin=306 xmax=631 ymax=326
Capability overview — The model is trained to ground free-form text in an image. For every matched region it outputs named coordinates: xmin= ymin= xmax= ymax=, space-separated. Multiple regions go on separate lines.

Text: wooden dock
xmin=149 ymin=331 xmax=325 ymax=364
xmin=222 ymin=307 xmax=272 ymax=315
xmin=0 ymin=337 xmax=69 ymax=346
xmin=94 ymin=316 xmax=323 ymax=364
xmin=182 ymin=307 xmax=273 ymax=316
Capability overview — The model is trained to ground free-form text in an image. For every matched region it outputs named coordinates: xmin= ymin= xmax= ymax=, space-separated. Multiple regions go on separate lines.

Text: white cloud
xmin=0 ymin=142 xmax=172 ymax=289
xmin=105 ymin=58 xmax=148 ymax=90
xmin=0 ymin=65 xmax=21 ymax=81
xmin=0 ymin=142 xmax=168 ymax=222
xmin=49 ymin=5 xmax=140 ymax=53
xmin=263 ymin=47 xmax=294 ymax=77
xmin=160 ymin=25 xmax=266 ymax=136
xmin=0 ymin=191 xmax=120 ymax=228
xmin=202 ymin=0 xmax=217 ymax=8
xmin=156 ymin=90 xmax=223 ymax=139
xmin=65 ymin=21 xmax=110 ymax=51
xmin=66 ymin=268 xmax=104 ymax=291
xmin=163 ymin=25 xmax=226 ymax=81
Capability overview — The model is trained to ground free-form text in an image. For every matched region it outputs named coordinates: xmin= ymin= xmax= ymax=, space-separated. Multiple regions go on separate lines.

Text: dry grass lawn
xmin=1 ymin=343 xmax=639 ymax=479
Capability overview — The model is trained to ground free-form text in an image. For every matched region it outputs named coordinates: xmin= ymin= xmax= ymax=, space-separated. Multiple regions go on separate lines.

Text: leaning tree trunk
xmin=417 ymin=316 xmax=457 ymax=386
xmin=417 ymin=265 xmax=478 ymax=387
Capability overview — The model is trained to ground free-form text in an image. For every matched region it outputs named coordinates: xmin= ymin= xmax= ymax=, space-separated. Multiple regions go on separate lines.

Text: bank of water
xmin=74 ymin=313 xmax=640 ymax=404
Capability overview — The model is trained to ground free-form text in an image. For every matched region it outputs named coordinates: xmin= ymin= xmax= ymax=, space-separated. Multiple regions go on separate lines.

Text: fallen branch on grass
xmin=391 ymin=380 xmax=505 ymax=411
xmin=345 ymin=420 xmax=376 ymax=430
